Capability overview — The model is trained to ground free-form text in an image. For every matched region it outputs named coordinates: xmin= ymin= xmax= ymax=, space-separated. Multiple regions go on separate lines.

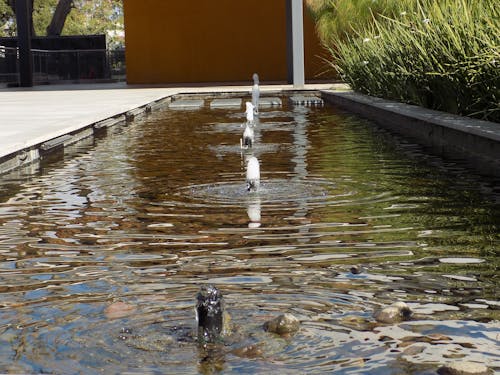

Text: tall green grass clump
xmin=308 ymin=0 xmax=399 ymax=44
xmin=319 ymin=0 xmax=499 ymax=122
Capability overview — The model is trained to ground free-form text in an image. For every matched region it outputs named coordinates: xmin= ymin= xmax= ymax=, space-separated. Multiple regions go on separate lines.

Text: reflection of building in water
xmin=292 ymin=106 xmax=309 ymax=180
xmin=291 ymin=105 xmax=311 ymax=241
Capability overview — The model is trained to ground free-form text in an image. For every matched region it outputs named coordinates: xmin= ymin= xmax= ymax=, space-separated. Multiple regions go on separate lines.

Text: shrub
xmin=315 ymin=0 xmax=500 ymax=122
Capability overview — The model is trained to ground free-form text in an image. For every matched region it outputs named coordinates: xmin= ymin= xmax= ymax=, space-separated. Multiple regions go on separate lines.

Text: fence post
xmin=15 ymin=0 xmax=33 ymax=87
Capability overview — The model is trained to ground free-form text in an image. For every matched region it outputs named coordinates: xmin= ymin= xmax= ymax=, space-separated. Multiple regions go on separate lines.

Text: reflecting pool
xmin=0 ymin=96 xmax=498 ymax=374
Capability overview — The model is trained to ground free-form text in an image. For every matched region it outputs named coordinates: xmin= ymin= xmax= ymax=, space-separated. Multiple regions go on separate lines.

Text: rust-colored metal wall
xmin=123 ymin=0 xmax=329 ymax=84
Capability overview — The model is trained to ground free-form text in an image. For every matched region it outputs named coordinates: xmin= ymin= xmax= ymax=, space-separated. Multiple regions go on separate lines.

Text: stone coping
xmin=321 ymin=90 xmax=500 ymax=176
xmin=323 ymin=90 xmax=500 ymax=142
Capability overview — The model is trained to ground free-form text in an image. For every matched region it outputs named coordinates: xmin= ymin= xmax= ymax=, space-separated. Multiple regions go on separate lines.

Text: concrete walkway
xmin=0 ymin=82 xmax=334 ymax=174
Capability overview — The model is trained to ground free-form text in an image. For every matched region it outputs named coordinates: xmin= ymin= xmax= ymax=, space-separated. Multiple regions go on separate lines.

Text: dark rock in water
xmin=437 ymin=361 xmax=492 ymax=375
xmin=196 ymin=285 xmax=225 ymax=343
xmin=350 ymin=265 xmax=363 ymax=274
xmin=413 ymin=256 xmax=440 ymax=265
xmin=263 ymin=313 xmax=300 ymax=334
xmin=374 ymin=302 xmax=412 ymax=324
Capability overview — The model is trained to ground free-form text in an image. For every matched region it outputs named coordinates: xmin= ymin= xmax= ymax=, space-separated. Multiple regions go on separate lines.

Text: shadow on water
xmin=0 ymin=97 xmax=498 ymax=374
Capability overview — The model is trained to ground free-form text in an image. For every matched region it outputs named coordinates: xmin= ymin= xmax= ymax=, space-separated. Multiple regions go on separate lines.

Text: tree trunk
xmin=46 ymin=0 xmax=73 ymax=36
xmin=8 ymin=0 xmax=36 ymax=36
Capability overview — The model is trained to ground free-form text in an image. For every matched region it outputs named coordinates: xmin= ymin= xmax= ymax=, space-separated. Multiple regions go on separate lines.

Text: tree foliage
xmin=0 ymin=0 xmax=124 ymax=47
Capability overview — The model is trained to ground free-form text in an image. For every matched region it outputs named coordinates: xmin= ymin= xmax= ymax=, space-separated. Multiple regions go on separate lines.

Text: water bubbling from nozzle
xmin=196 ymin=285 xmax=224 ymax=344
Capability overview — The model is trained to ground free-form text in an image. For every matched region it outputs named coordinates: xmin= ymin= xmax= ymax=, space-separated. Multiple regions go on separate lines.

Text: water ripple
xmin=0 ymin=97 xmax=498 ymax=374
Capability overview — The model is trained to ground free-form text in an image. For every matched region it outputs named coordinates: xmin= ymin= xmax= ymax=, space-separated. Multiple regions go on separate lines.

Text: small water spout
xmin=242 ymin=122 xmax=254 ymax=148
xmin=245 ymin=101 xmax=255 ymax=124
xmin=246 ymin=156 xmax=260 ymax=192
xmin=196 ymin=285 xmax=225 ymax=344
xmin=252 ymin=73 xmax=260 ymax=115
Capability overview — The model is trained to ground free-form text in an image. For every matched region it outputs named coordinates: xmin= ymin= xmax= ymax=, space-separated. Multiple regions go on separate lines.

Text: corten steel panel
xmin=123 ymin=0 xmax=329 ymax=84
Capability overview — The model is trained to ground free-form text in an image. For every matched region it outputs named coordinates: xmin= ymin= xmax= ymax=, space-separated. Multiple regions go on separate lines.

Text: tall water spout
xmin=246 ymin=156 xmax=260 ymax=192
xmin=252 ymin=73 xmax=260 ymax=114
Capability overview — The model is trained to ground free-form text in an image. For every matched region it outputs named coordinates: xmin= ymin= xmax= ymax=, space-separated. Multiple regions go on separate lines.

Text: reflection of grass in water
xmin=312 ymin=113 xmax=499 ymax=279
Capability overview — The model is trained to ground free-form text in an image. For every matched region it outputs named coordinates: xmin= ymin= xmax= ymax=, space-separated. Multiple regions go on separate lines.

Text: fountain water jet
xmin=242 ymin=122 xmax=254 ymax=148
xmin=241 ymin=102 xmax=256 ymax=149
xmin=246 ymin=156 xmax=260 ymax=192
xmin=196 ymin=285 xmax=225 ymax=344
xmin=245 ymin=102 xmax=255 ymax=124
xmin=252 ymin=73 xmax=260 ymax=114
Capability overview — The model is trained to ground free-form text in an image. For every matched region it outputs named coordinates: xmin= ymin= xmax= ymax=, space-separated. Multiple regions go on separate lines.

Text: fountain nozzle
xmin=196 ymin=285 xmax=224 ymax=343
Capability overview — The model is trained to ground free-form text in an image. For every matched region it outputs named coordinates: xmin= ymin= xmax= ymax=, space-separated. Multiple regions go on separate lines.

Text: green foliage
xmin=0 ymin=0 xmax=15 ymax=36
xmin=33 ymin=0 xmax=58 ymax=35
xmin=0 ymin=0 xmax=124 ymax=48
xmin=315 ymin=0 xmax=500 ymax=122
xmin=307 ymin=0 xmax=400 ymax=44
xmin=64 ymin=0 xmax=124 ymax=47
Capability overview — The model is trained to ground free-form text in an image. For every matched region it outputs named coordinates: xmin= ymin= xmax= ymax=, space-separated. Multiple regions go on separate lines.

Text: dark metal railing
xmin=0 ymin=46 xmax=19 ymax=84
xmin=0 ymin=47 xmax=126 ymax=85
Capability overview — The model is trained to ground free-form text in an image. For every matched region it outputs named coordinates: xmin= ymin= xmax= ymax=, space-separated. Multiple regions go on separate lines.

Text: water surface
xmin=0 ymin=97 xmax=498 ymax=374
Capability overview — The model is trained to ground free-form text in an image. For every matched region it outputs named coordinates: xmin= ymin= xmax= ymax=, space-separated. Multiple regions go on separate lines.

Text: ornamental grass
xmin=314 ymin=0 xmax=499 ymax=122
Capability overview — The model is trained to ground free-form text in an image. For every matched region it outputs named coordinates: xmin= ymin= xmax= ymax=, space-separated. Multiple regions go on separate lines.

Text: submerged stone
xmin=104 ymin=301 xmax=136 ymax=319
xmin=402 ymin=345 xmax=425 ymax=356
xmin=437 ymin=361 xmax=492 ymax=375
xmin=169 ymin=99 xmax=204 ymax=109
xmin=125 ymin=333 xmax=175 ymax=352
xmin=231 ymin=343 xmax=264 ymax=358
xmin=210 ymin=99 xmax=242 ymax=109
xmin=350 ymin=265 xmax=363 ymax=274
xmin=340 ymin=315 xmax=376 ymax=331
xmin=374 ymin=301 xmax=412 ymax=324
xmin=263 ymin=313 xmax=300 ymax=334
xmin=289 ymin=95 xmax=324 ymax=106
xmin=259 ymin=97 xmax=282 ymax=107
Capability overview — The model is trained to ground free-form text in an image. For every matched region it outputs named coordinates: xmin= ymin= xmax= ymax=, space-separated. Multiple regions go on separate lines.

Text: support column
xmin=15 ymin=0 xmax=33 ymax=87
xmin=286 ymin=0 xmax=305 ymax=88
